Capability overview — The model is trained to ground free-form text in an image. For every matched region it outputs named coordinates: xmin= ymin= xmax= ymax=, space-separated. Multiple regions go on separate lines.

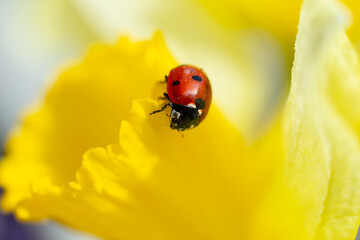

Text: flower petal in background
xmin=196 ymin=0 xmax=302 ymax=57
xmin=341 ymin=0 xmax=360 ymax=48
xmin=0 ymin=0 xmax=99 ymax=144
xmin=284 ymin=0 xmax=360 ymax=238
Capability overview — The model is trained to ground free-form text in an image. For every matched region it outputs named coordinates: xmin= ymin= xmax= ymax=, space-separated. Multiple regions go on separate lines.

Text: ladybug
xmin=150 ymin=65 xmax=212 ymax=131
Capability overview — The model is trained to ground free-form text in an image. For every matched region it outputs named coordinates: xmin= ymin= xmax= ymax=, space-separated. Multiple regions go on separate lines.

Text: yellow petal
xmin=284 ymin=0 xmax=360 ymax=238
xmin=196 ymin=0 xmax=302 ymax=54
xmin=12 ymin=98 xmax=305 ymax=240
xmin=341 ymin=0 xmax=360 ymax=44
xmin=0 ymin=32 xmax=177 ymax=211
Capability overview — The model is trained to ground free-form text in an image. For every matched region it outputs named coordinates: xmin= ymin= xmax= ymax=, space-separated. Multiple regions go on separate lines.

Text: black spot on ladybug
xmin=195 ymin=98 xmax=205 ymax=109
xmin=173 ymin=80 xmax=180 ymax=85
xmin=192 ymin=75 xmax=202 ymax=82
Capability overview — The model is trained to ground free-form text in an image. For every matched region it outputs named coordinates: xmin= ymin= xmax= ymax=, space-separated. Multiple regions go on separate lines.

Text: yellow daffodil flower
xmin=1 ymin=0 xmax=360 ymax=240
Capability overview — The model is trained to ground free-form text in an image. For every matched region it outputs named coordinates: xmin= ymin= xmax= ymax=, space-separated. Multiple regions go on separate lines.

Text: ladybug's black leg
xmin=163 ymin=93 xmax=170 ymax=100
xmin=157 ymin=92 xmax=171 ymax=101
xmin=157 ymin=75 xmax=168 ymax=84
xmin=149 ymin=103 xmax=170 ymax=115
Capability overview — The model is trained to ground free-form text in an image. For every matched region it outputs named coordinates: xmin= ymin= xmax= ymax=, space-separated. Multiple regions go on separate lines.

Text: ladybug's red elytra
xmin=150 ymin=65 xmax=212 ymax=131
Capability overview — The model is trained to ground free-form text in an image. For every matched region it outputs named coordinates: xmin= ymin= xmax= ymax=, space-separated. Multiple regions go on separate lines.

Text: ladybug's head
xmin=169 ymin=104 xmax=201 ymax=131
